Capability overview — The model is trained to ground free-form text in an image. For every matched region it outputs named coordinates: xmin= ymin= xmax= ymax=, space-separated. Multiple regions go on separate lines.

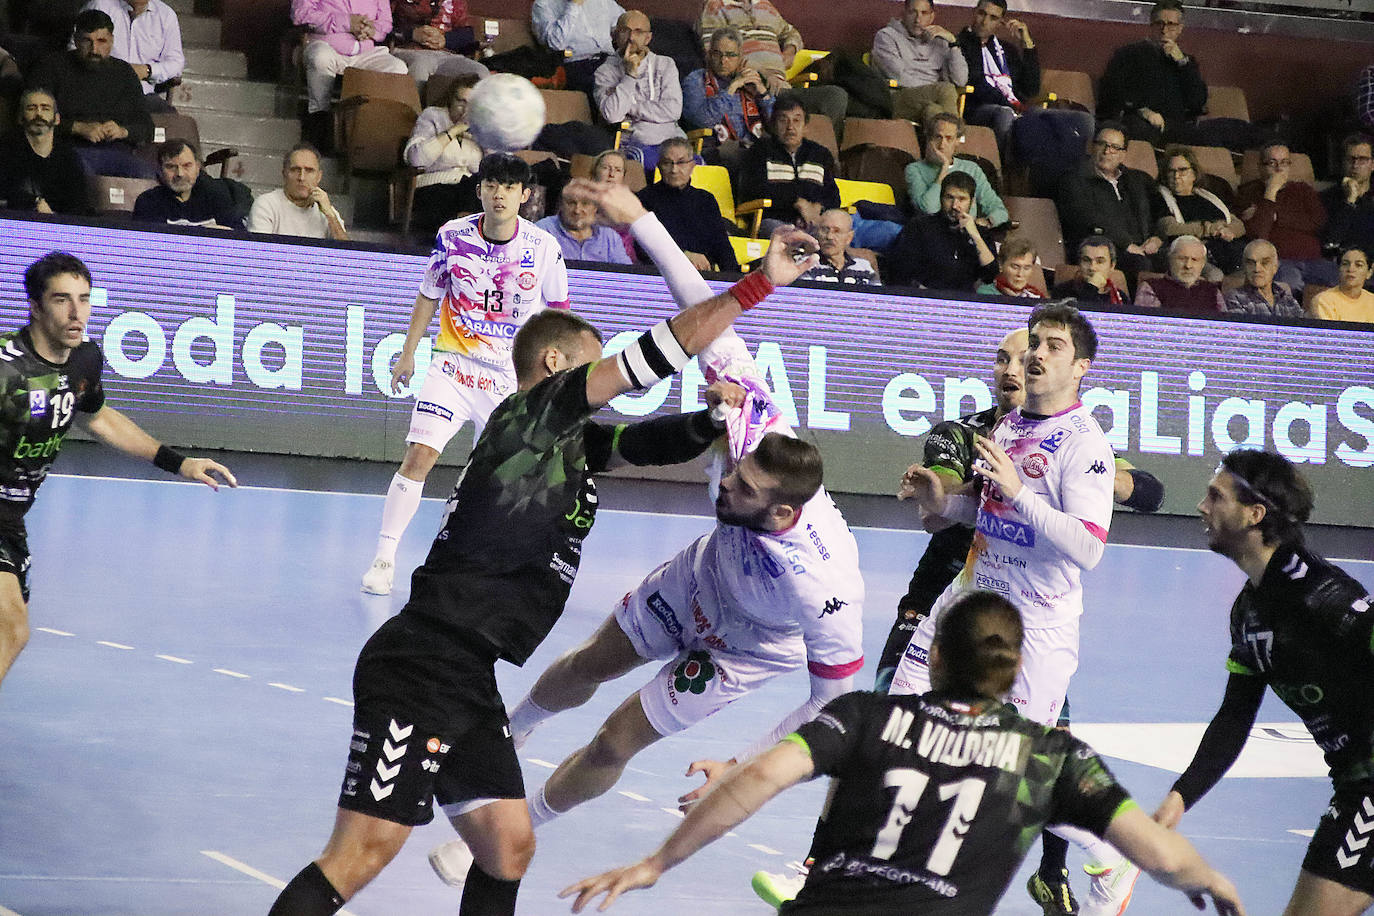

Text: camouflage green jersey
xmin=403 ymin=362 xmax=617 ymax=665
xmin=0 ymin=327 xmax=106 ymax=535
xmin=783 ymin=690 xmax=1133 ymax=915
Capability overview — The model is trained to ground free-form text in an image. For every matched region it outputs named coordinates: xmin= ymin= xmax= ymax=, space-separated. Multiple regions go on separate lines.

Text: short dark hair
xmin=445 ymin=72 xmax=481 ymax=106
xmin=1343 ymin=133 xmax=1374 ymax=156
xmin=925 ymin=110 xmax=964 ymax=136
xmin=1094 ymin=121 xmax=1128 ymax=144
xmin=934 ymin=591 xmax=1023 ymax=698
xmin=18 ymin=86 xmax=55 ymax=112
xmin=476 ymin=152 xmax=532 ymax=187
xmin=657 ymin=136 xmax=695 ymax=160
xmin=1150 ymin=0 xmax=1184 ymax=20
xmin=1161 ymin=143 xmax=1200 ymax=180
xmin=157 ymin=138 xmax=200 ymax=165
xmin=1338 ymin=244 xmax=1372 ymax=265
xmin=24 ymin=251 xmax=92 ymax=306
xmin=1028 ymin=302 xmax=1098 ymax=361
xmin=1077 ymin=234 xmax=1117 ymax=266
xmin=283 ymin=141 xmax=321 ymax=169
xmin=753 ymin=433 xmax=823 ymax=510
xmin=73 ymin=8 xmax=115 ymax=36
xmin=1257 ymin=139 xmax=1289 ymax=162
xmin=771 ymin=92 xmax=807 ymax=125
xmin=977 ymin=0 xmax=1008 ymax=12
xmin=940 ymin=169 xmax=977 ymax=199
xmin=511 ymin=310 xmax=602 ymax=383
xmin=1000 ymin=234 xmax=1037 ymax=263
xmin=1218 ymin=449 xmax=1313 ymax=546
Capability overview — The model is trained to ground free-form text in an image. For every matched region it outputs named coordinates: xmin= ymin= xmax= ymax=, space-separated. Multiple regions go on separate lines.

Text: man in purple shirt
xmin=292 ymin=0 xmax=407 ymax=144
xmin=537 ymin=185 xmax=633 ymax=264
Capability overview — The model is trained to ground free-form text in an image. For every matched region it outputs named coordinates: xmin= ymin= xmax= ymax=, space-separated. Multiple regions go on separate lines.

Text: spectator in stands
xmin=1134 ymin=235 xmax=1224 ymax=313
xmin=0 ymin=87 xmax=91 ymax=214
xmin=801 ymin=208 xmax=879 ymax=285
xmin=247 ymin=142 xmax=348 ymax=240
xmin=387 ymin=0 xmax=488 ymax=92
xmin=1223 ymin=239 xmax=1303 ymax=317
xmin=27 ymin=9 xmax=155 ymax=177
xmin=536 ymin=181 xmax=631 ymax=264
xmin=132 ymin=137 xmax=243 ymax=228
xmin=292 ymin=0 xmax=407 ymax=150
xmin=1320 ymin=133 xmax=1374 ymax=280
xmin=906 ymin=111 xmax=1008 ymax=228
xmin=698 ymin=0 xmax=847 ymax=131
xmin=1057 ymin=122 xmax=1162 ymax=277
xmin=636 ymin=136 xmax=738 ymax=272
xmin=1235 ymin=140 xmax=1329 ymax=295
xmin=1153 ymin=144 xmax=1245 ymax=278
xmin=870 ymin=0 xmax=966 ymax=126
xmin=954 ymin=0 xmax=1038 ymax=149
xmin=588 ymin=148 xmax=638 ymax=261
xmin=1050 ymin=235 xmax=1130 ymax=304
xmin=1356 ymin=65 xmax=1374 ymax=134
xmin=682 ymin=26 xmax=774 ymax=165
xmin=79 ymin=0 xmax=183 ymax=112
xmin=977 ymin=234 xmax=1043 ymax=297
xmin=403 ymin=71 xmax=482 ymax=238
xmin=1312 ymin=245 xmax=1374 ymax=323
xmin=1097 ymin=0 xmax=1206 ymax=145
xmin=593 ymin=10 xmax=683 ymax=171
xmin=884 ymin=170 xmax=996 ymax=290
xmin=738 ymin=92 xmax=839 ymax=232
xmin=532 ymin=0 xmax=625 ymax=95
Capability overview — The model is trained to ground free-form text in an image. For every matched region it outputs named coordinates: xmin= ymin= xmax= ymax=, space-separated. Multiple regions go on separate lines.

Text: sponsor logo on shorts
xmin=975 ymin=572 xmax=1010 ymax=595
xmin=818 ymin=597 xmax=847 ymax=618
xmin=903 ymin=643 xmax=929 ymax=666
xmin=646 ymin=591 xmax=682 ymax=639
xmin=1022 ymin=453 xmax=1049 ymax=479
xmin=672 ymin=650 xmax=717 ymax=695
xmin=427 ymin=737 xmax=441 ymax=753
xmin=977 ymin=513 xmax=1036 ymax=547
xmin=1039 ymin=429 xmax=1069 ymax=453
xmin=415 ymin=401 xmax=454 ymax=422
xmin=371 ymin=719 xmax=413 ymax=802
xmin=518 ymin=271 xmax=537 ymax=290
xmin=421 ymin=759 xmax=440 ymax=773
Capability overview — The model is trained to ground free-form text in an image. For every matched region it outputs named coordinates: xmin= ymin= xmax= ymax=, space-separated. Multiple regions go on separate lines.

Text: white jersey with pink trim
xmin=948 ymin=403 xmax=1115 ymax=629
xmin=420 ymin=213 xmax=571 ymax=367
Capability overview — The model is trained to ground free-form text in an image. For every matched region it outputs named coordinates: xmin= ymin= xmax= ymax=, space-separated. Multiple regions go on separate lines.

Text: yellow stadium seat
xmin=690 ymin=164 xmax=771 ymax=237
xmin=729 ymin=236 xmax=772 ymax=270
xmin=785 ymin=48 xmax=828 ymax=85
xmin=836 ymin=178 xmax=896 ymax=210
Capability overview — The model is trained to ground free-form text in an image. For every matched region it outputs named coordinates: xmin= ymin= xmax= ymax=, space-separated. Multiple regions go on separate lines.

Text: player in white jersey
xmin=894 ymin=303 xmax=1139 ymax=916
xmin=362 ymin=154 xmax=571 ymax=595
xmin=426 ymin=199 xmax=865 ymax=889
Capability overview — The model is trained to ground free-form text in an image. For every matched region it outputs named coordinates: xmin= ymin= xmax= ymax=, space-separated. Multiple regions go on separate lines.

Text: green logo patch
xmin=673 ymin=651 xmax=716 ymax=695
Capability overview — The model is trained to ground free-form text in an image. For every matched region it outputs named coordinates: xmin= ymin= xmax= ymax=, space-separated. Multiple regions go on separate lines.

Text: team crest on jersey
xmin=518 ymin=271 xmax=537 ymax=290
xmin=1040 ymin=429 xmax=1070 ymax=453
xmin=440 ymin=358 xmax=458 ymax=377
xmin=28 ymin=390 xmax=46 ymax=418
xmin=1022 ymin=453 xmax=1049 ymax=478
xmin=519 ymin=249 xmax=536 ymax=269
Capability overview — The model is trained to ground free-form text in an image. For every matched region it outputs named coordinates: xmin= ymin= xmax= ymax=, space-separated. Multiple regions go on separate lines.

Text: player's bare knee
xmin=0 ymin=598 xmax=28 ymax=653
xmin=583 ymin=721 xmax=638 ymax=768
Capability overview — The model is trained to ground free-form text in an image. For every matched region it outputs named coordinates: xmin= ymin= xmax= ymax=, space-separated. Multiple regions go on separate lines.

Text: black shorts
xmin=0 ymin=530 xmax=31 ymax=601
xmin=1302 ymin=781 xmax=1374 ymax=894
xmin=337 ymin=614 xmax=525 ymax=827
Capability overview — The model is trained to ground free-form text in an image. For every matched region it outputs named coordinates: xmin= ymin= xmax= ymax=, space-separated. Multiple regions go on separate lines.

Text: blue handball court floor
xmin=1 ymin=463 xmax=1371 ymax=916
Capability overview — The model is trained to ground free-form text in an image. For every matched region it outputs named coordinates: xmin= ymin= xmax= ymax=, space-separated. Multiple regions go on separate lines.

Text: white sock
xmin=1048 ymin=824 xmax=1125 ymax=867
xmin=527 ymin=785 xmax=564 ymax=829
xmin=508 ymin=694 xmax=556 ymax=747
xmin=375 ymin=472 xmax=425 ymax=563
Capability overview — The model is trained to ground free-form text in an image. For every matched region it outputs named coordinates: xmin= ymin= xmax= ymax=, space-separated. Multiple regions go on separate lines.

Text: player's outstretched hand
xmin=971 ymin=435 xmax=1023 ymax=499
xmin=678 ymin=757 xmax=735 ymax=811
xmin=180 ymin=457 xmax=238 ymax=491
xmin=703 ymin=380 xmax=747 ymax=417
xmin=391 ymin=351 xmax=416 ymax=395
xmin=559 ymin=860 xmax=663 ymax=912
xmin=581 ymin=178 xmax=648 ymax=227
xmin=1187 ymin=872 xmax=1245 ymax=916
xmin=897 ymin=462 xmax=947 ymax=512
xmin=760 ymin=225 xmax=818 ymax=288
xmin=1153 ymin=790 xmax=1186 ymax=829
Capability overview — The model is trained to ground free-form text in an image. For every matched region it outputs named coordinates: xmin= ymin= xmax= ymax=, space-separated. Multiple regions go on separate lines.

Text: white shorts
xmin=614 ymin=546 xmax=803 ymax=737
xmin=405 ymin=352 xmax=514 ymax=452
xmin=889 ymin=606 xmax=1080 ymax=727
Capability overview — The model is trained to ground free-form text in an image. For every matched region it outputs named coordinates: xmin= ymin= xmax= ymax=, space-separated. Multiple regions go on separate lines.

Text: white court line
xmin=660 ymin=807 xmax=685 ymax=819
xmin=748 ymin=844 xmax=781 ymax=855
xmin=1290 ymin=829 xmax=1316 ymax=838
xmin=323 ymin=697 xmax=353 ymax=707
xmin=34 ymin=627 xmax=73 ymax=637
xmin=525 ymin=758 xmax=558 ymax=769
xmin=618 ymin=790 xmax=650 ymax=802
xmin=212 ymin=668 xmax=250 ymax=679
xmin=268 ymin=683 xmax=305 ymax=693
xmin=156 ymin=654 xmax=192 ymax=664
xmin=96 ymin=641 xmax=134 ymax=650
xmin=200 ymin=851 xmax=361 ymax=916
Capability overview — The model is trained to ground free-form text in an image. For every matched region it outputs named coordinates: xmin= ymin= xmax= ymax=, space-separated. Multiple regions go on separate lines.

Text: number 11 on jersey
xmin=873 ymin=768 xmax=986 ymax=875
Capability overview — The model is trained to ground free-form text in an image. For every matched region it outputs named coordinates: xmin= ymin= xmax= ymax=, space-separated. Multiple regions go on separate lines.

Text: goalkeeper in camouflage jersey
xmin=0 ymin=252 xmax=235 ymax=690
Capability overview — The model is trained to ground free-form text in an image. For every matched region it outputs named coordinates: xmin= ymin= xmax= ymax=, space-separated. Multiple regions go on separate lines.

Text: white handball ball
xmin=466 ymin=74 xmax=546 ymax=153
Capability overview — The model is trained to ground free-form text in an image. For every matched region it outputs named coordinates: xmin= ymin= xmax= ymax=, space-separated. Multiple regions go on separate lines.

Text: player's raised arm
xmin=81 ymin=406 xmax=237 ymax=490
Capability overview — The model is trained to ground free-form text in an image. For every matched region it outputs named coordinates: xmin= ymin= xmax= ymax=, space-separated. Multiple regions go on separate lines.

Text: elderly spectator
xmin=132 ymin=138 xmax=244 ymax=228
xmin=1235 ymin=140 xmax=1329 ymax=295
xmin=532 ymin=0 xmax=626 ymax=94
xmin=738 ymin=93 xmax=840 ymax=232
xmin=1320 ymin=134 xmax=1374 ymax=279
xmin=247 ymin=142 xmax=348 ymax=240
xmin=698 ymin=0 xmax=847 ymax=130
xmin=588 ymin=148 xmax=638 ymax=262
xmin=1057 ymin=122 xmax=1162 ymax=277
xmin=1097 ymin=0 xmax=1206 ymax=145
xmin=27 ymin=8 xmax=155 ymax=177
xmin=1154 ymin=144 xmax=1244 ymax=277
xmin=291 ymin=0 xmax=407 ymax=148
xmin=871 ymin=0 xmax=966 ymax=126
xmin=977 ymin=234 xmax=1044 ymax=297
xmin=1134 ymin=235 xmax=1224 ymax=313
xmin=0 ymin=87 xmax=91 ymax=214
xmin=1312 ymin=245 xmax=1374 ymax=323
xmin=1051 ymin=235 xmax=1130 ymax=304
xmin=906 ymin=111 xmax=1007 ymax=227
xmin=802 ymin=208 xmax=879 ymax=285
xmin=636 ymin=137 xmax=737 ymax=272
xmin=403 ymin=71 xmax=483 ymax=238
xmin=387 ymin=0 xmax=488 ymax=92
xmin=79 ymin=0 xmax=183 ymax=112
xmin=954 ymin=0 xmax=1037 ymax=148
xmin=884 ymin=170 xmax=996 ymax=290
xmin=682 ymin=26 xmax=774 ymax=164
xmin=593 ymin=10 xmax=684 ymax=171
xmin=536 ymin=183 xmax=632 ymax=263
xmin=1223 ymin=239 xmax=1302 ymax=317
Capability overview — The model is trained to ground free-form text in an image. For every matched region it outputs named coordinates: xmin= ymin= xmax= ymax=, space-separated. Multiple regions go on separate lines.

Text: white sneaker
xmin=361 ymin=558 xmax=394 ymax=595
xmin=1081 ymin=860 xmax=1140 ymax=916
xmin=429 ymin=836 xmax=474 ymax=888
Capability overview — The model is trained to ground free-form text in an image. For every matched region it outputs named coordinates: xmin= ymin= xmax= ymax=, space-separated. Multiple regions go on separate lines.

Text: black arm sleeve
xmin=615 ymin=409 xmax=721 ymax=466
xmin=1121 ymin=468 xmax=1165 ymax=513
xmin=1171 ymin=671 xmax=1267 ymax=809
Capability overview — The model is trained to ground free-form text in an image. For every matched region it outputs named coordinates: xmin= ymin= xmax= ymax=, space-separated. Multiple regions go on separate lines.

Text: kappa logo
xmin=1086 ymin=460 xmax=1108 ymax=475
xmin=1336 ymin=797 xmax=1374 ymax=869
xmin=818 ymin=597 xmax=847 ymax=618
xmin=1022 ymin=453 xmax=1049 ymax=479
xmin=370 ymin=719 xmax=412 ymax=802
xmin=1039 ymin=429 xmax=1070 ymax=453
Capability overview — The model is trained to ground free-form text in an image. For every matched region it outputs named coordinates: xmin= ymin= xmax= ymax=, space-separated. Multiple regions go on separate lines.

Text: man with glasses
xmin=800 ymin=208 xmax=879 ymax=285
xmin=1097 ymin=0 xmax=1207 ymax=145
xmin=682 ymin=27 xmax=774 ymax=164
xmin=1235 ymin=140 xmax=1330 ymax=297
xmin=1057 ymin=123 xmax=1162 ymax=279
xmin=1320 ymin=134 xmax=1374 ymax=292
xmin=594 ymin=10 xmax=685 ymax=172
xmin=637 ymin=136 xmax=739 ymax=272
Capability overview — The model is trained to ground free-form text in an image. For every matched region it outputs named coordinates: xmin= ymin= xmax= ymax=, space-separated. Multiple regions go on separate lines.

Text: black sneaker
xmin=1027 ymin=867 xmax=1080 ymax=915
